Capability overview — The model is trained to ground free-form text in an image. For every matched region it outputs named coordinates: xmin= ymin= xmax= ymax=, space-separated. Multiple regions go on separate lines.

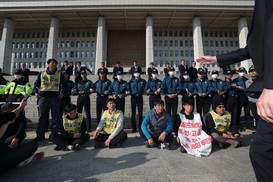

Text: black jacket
xmin=217 ymin=0 xmax=267 ymax=92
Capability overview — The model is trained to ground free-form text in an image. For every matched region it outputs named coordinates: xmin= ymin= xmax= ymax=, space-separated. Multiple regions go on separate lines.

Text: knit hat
xmin=212 ymin=95 xmax=225 ymax=110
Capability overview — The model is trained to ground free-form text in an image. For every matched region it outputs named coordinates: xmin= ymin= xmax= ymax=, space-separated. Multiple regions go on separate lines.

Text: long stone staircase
xmin=7 ymin=74 xmax=184 ymax=130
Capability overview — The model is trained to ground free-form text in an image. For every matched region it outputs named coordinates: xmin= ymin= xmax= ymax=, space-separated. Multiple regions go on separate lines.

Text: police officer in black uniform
xmin=145 ymin=69 xmax=162 ymax=110
xmin=94 ymin=70 xmax=112 ymax=123
xmin=109 ymin=71 xmax=129 ymax=114
xmin=72 ymin=70 xmax=94 ymax=132
xmin=129 ymin=70 xmax=146 ymax=132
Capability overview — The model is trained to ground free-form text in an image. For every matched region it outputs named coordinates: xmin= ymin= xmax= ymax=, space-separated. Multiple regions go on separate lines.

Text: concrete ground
xmin=1 ymin=131 xmax=256 ymax=182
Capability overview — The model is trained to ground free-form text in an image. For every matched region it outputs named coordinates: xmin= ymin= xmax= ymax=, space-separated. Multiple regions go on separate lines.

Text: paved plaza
xmin=1 ymin=131 xmax=256 ymax=182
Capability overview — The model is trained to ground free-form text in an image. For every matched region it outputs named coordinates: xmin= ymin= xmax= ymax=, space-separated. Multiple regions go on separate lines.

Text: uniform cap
xmin=80 ymin=69 xmax=87 ymax=74
xmin=169 ymin=67 xmax=175 ymax=71
xmin=197 ymin=68 xmax=205 ymax=74
xmin=248 ymin=66 xmax=256 ymax=72
xmin=211 ymin=70 xmax=219 ymax=75
xmin=117 ymin=71 xmax=123 ymax=75
xmin=152 ymin=69 xmax=158 ymax=74
xmin=238 ymin=67 xmax=247 ymax=73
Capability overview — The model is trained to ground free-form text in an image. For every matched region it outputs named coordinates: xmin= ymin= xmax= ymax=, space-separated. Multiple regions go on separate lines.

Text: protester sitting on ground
xmin=0 ymin=103 xmax=27 ymax=148
xmin=49 ymin=104 xmax=90 ymax=151
xmin=204 ymin=96 xmax=244 ymax=149
xmin=93 ymin=98 xmax=127 ymax=149
xmin=0 ymin=100 xmax=44 ymax=175
xmin=176 ymin=99 xmax=212 ymax=157
xmin=140 ymin=99 xmax=173 ymax=149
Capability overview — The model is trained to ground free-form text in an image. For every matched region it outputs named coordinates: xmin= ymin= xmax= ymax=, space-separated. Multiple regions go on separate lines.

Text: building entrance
xmin=107 ymin=30 xmax=145 ymax=67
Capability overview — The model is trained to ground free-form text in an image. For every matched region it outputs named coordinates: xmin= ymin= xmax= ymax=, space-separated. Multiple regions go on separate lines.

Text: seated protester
xmin=140 ymin=99 xmax=173 ymax=148
xmin=93 ymin=98 xmax=127 ymax=148
xmin=204 ymin=96 xmax=243 ymax=149
xmin=176 ymin=99 xmax=212 ymax=157
xmin=0 ymin=103 xmax=27 ymax=148
xmin=49 ymin=104 xmax=90 ymax=151
xmin=0 ymin=100 xmax=44 ymax=175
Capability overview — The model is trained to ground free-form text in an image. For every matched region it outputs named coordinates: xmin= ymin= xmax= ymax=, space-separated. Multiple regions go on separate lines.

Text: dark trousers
xmin=77 ymin=96 xmax=91 ymax=130
xmin=225 ymin=95 xmax=239 ymax=132
xmin=49 ymin=132 xmax=90 ymax=150
xmin=139 ymin=130 xmax=173 ymax=144
xmin=131 ymin=95 xmax=144 ymax=131
xmin=149 ymin=94 xmax=161 ymax=110
xmin=196 ymin=96 xmax=211 ymax=117
xmin=1 ymin=133 xmax=27 ymax=145
xmin=37 ymin=97 xmax=61 ymax=138
xmin=94 ymin=131 xmax=127 ymax=148
xmin=250 ymin=119 xmax=273 ymax=182
xmin=165 ymin=96 xmax=178 ymax=120
xmin=249 ymin=101 xmax=259 ymax=128
xmin=96 ymin=95 xmax=108 ymax=123
xmin=0 ymin=141 xmax=38 ymax=175
xmin=237 ymin=94 xmax=251 ymax=126
xmin=115 ymin=97 xmax=125 ymax=114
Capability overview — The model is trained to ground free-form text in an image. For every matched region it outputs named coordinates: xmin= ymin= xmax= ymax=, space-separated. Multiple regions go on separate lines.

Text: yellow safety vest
xmin=63 ymin=114 xmax=84 ymax=134
xmin=210 ymin=110 xmax=231 ymax=133
xmin=5 ymin=81 xmax=32 ymax=96
xmin=0 ymin=83 xmax=8 ymax=94
xmin=101 ymin=110 xmax=122 ymax=134
xmin=40 ymin=70 xmax=60 ymax=92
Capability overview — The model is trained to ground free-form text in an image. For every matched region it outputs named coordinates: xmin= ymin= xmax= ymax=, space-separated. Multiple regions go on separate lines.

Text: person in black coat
xmin=196 ymin=1 xmax=273 ymax=180
xmin=20 ymin=63 xmax=30 ymax=82
xmin=129 ymin=60 xmax=142 ymax=79
xmin=112 ymin=61 xmax=124 ymax=81
xmin=178 ymin=59 xmax=188 ymax=81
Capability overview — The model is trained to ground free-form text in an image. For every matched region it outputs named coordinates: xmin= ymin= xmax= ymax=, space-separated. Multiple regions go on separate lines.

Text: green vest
xmin=40 ymin=70 xmax=60 ymax=92
xmin=63 ymin=114 xmax=84 ymax=134
xmin=210 ymin=110 xmax=231 ymax=133
xmin=0 ymin=83 xmax=8 ymax=94
xmin=5 ymin=81 xmax=32 ymax=95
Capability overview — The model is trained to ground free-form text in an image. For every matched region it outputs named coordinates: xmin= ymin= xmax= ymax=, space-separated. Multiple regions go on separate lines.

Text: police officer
xmin=210 ymin=70 xmax=226 ymax=103
xmin=94 ymin=70 xmax=112 ymax=123
xmin=72 ymin=69 xmax=94 ymax=132
xmin=161 ymin=67 xmax=181 ymax=119
xmin=145 ymin=69 xmax=162 ymax=110
xmin=129 ymin=70 xmax=146 ymax=132
xmin=193 ymin=68 xmax=212 ymax=117
xmin=34 ymin=58 xmax=67 ymax=141
xmin=109 ymin=71 xmax=129 ymax=114
xmin=0 ymin=68 xmax=9 ymax=104
xmin=233 ymin=67 xmax=251 ymax=128
xmin=223 ymin=68 xmax=239 ymax=133
xmin=181 ymin=71 xmax=195 ymax=109
xmin=5 ymin=69 xmax=33 ymax=103
xmin=112 ymin=61 xmax=124 ymax=81
xmin=147 ymin=62 xmax=157 ymax=80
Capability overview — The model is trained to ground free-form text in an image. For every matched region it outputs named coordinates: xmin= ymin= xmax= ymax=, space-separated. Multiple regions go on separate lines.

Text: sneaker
xmin=94 ymin=142 xmax=106 ymax=149
xmin=66 ymin=145 xmax=75 ymax=151
xmin=74 ymin=144 xmax=79 ymax=151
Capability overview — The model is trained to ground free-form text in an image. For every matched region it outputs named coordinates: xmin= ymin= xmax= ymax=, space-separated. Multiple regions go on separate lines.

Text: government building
xmin=0 ymin=0 xmax=254 ymax=75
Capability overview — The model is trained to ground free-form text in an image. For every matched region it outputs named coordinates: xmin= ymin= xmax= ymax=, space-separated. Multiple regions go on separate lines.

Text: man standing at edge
xmin=34 ymin=58 xmax=67 ymax=141
xmin=196 ymin=1 xmax=273 ymax=181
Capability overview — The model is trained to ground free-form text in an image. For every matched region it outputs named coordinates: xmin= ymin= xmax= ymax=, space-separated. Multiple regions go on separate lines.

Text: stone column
xmin=46 ymin=17 xmax=59 ymax=61
xmin=238 ymin=17 xmax=252 ymax=70
xmin=0 ymin=18 xmax=14 ymax=74
xmin=95 ymin=16 xmax=106 ymax=74
xmin=146 ymin=16 xmax=154 ymax=74
xmin=193 ymin=17 xmax=204 ymax=68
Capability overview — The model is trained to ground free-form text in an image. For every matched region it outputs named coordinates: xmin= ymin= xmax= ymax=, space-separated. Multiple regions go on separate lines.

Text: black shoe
xmin=54 ymin=146 xmax=62 ymax=151
xmin=180 ymin=146 xmax=187 ymax=153
xmin=236 ymin=141 xmax=245 ymax=148
xmin=132 ymin=129 xmax=137 ymax=133
xmin=218 ymin=142 xmax=230 ymax=149
xmin=94 ymin=142 xmax=106 ymax=149
xmin=145 ymin=142 xmax=156 ymax=148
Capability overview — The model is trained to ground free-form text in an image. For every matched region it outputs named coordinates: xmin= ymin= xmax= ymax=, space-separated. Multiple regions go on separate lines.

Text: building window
xmin=164 ymin=40 xmax=168 ymax=47
xmin=81 ymin=41 xmax=85 ymax=48
xmin=169 ymin=40 xmax=173 ymax=47
xmin=86 ymin=51 xmax=90 ymax=57
xmin=36 ymin=42 xmax=40 ymax=48
xmin=159 ymin=50 xmax=163 ymax=57
xmin=164 ymin=50 xmax=168 ymax=57
xmin=92 ymin=32 xmax=96 ymax=37
xmin=154 ymin=50 xmax=158 ymax=57
xmin=158 ymin=40 xmax=162 ymax=47
xmin=185 ymin=40 xmax=189 ymax=47
xmin=180 ymin=40 xmax=183 ymax=47
xmin=91 ymin=51 xmax=95 ymax=57
xmin=174 ymin=40 xmax=178 ymax=47
xmin=86 ymin=41 xmax=90 ymax=47
xmin=66 ymin=51 xmax=70 ymax=58
xmin=180 ymin=50 xmax=184 ymax=57
xmin=154 ymin=40 xmax=157 ymax=47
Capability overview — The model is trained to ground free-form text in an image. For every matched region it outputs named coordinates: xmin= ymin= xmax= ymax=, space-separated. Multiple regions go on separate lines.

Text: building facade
xmin=0 ymin=0 xmax=254 ymax=74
